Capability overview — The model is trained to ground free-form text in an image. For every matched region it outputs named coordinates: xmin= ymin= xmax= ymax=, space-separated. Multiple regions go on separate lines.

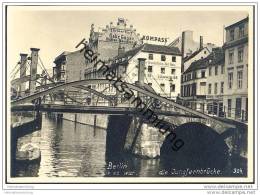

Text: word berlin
xmin=75 ymin=39 xmax=184 ymax=151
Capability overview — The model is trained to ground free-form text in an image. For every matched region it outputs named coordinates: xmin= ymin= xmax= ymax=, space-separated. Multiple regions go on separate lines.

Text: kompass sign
xmin=142 ymin=35 xmax=168 ymax=43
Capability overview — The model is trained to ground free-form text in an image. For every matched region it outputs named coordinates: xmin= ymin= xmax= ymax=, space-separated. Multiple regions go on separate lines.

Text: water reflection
xmin=39 ymin=116 xmax=107 ymax=177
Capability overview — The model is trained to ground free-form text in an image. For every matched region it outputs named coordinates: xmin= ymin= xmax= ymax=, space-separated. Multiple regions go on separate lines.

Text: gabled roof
xmin=183 ymin=47 xmax=209 ymax=63
xmin=183 ymin=47 xmax=224 ymax=74
xmin=54 ymin=51 xmax=71 ymax=64
xmin=184 ymin=57 xmax=209 ymax=74
xmin=114 ymin=43 xmax=181 ymax=60
xmin=115 ymin=45 xmax=144 ymax=60
xmin=142 ymin=43 xmax=181 ymax=55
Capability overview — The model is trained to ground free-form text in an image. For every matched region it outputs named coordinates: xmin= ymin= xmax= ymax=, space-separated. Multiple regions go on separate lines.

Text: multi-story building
xmin=52 ymin=18 xmax=143 ymax=104
xmin=53 ymin=18 xmax=142 ymax=84
xmin=180 ymin=57 xmax=208 ymax=111
xmin=53 ymin=52 xmax=66 ymax=83
xmin=181 ymin=48 xmax=227 ymax=115
xmin=223 ymin=17 xmax=248 ymax=122
xmin=109 ymin=43 xmax=182 ymax=100
xmin=84 ymin=19 xmax=182 ymax=102
xmin=205 ymin=48 xmax=225 ymax=117
xmin=88 ymin=18 xmax=142 ymax=63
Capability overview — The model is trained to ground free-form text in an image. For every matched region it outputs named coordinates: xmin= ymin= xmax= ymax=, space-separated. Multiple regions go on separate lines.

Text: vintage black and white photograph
xmin=5 ymin=4 xmax=254 ymax=184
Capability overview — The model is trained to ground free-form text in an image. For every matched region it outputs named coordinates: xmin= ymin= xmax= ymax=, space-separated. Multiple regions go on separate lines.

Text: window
xmin=160 ymin=83 xmax=165 ymax=91
xmin=161 ymin=68 xmax=165 ymax=74
xmin=221 ymin=65 xmax=224 ymax=74
xmin=148 ymin=66 xmax=153 ymax=73
xmin=228 ymin=72 xmax=233 ymax=89
xmin=188 ymin=74 xmax=191 ymax=81
xmin=207 ymin=103 xmax=213 ymax=114
xmin=208 ymin=84 xmax=212 ymax=94
xmin=148 ymin=83 xmax=152 ymax=86
xmin=235 ymin=98 xmax=242 ymax=118
xmin=237 ymin=70 xmax=243 ymax=88
xmin=221 ymin=82 xmax=224 ymax=94
xmin=201 ymin=71 xmax=205 ymax=78
xmin=215 ymin=66 xmax=218 ymax=75
xmin=192 ymin=83 xmax=197 ymax=95
xmin=204 ymin=51 xmax=207 ymax=54
xmin=193 ymin=71 xmax=197 ymax=79
xmin=170 ymin=84 xmax=175 ymax=92
xmin=171 ymin=69 xmax=176 ymax=75
xmin=161 ymin=55 xmax=166 ymax=61
xmin=229 ymin=51 xmax=234 ymax=64
xmin=209 ymin=67 xmax=212 ymax=76
xmin=245 ymin=98 xmax=248 ymax=121
xmin=230 ymin=29 xmax=235 ymax=41
xmin=239 ymin=25 xmax=245 ymax=38
xmin=228 ymin=99 xmax=232 ymax=117
xmin=172 ymin=56 xmax=176 ymax=62
xmin=238 ymin=48 xmax=244 ymax=62
xmin=149 ymin=54 xmax=153 ymax=60
xmin=214 ymin=83 xmax=218 ymax=94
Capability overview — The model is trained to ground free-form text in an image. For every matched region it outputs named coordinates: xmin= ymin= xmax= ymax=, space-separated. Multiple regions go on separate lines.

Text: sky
xmin=7 ymin=6 xmax=249 ymax=77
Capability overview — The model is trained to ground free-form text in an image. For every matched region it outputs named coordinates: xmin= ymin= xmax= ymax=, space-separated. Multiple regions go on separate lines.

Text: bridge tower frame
xmin=19 ymin=53 xmax=28 ymax=97
xmin=29 ymin=48 xmax=40 ymax=95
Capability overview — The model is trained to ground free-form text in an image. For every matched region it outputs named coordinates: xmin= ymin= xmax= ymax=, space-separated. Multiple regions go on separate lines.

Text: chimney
xmin=200 ymin=36 xmax=203 ymax=49
xmin=137 ymin=58 xmax=146 ymax=87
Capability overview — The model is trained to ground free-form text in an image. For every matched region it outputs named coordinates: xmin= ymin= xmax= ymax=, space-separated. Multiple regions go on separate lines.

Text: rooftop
xmin=183 ymin=47 xmax=210 ymax=62
xmin=183 ymin=47 xmax=224 ymax=74
xmin=225 ymin=17 xmax=249 ymax=30
xmin=115 ymin=43 xmax=181 ymax=60
xmin=111 ymin=43 xmax=181 ymax=69
xmin=53 ymin=51 xmax=71 ymax=64
xmin=184 ymin=57 xmax=209 ymax=74
xmin=142 ymin=43 xmax=181 ymax=55
xmin=115 ymin=45 xmax=144 ymax=60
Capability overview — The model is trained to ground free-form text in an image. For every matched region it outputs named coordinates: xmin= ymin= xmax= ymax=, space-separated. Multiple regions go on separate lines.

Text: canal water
xmin=13 ymin=113 xmax=247 ymax=177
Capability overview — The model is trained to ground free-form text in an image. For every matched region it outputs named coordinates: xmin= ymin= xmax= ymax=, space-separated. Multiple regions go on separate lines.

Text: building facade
xmin=181 ymin=48 xmax=227 ymax=116
xmin=223 ymin=17 xmax=248 ymax=122
xmin=205 ymin=48 xmax=225 ymax=117
xmin=53 ymin=18 xmax=143 ymax=85
xmin=88 ymin=18 xmax=143 ymax=63
xmin=110 ymin=43 xmax=182 ymax=100
xmin=180 ymin=57 xmax=208 ymax=111
xmin=53 ymin=18 xmax=143 ymax=104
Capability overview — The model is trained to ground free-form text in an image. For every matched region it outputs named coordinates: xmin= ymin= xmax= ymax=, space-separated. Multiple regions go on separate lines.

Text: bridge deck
xmin=11 ymin=104 xmax=202 ymax=118
xmin=11 ymin=79 xmax=237 ymax=131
